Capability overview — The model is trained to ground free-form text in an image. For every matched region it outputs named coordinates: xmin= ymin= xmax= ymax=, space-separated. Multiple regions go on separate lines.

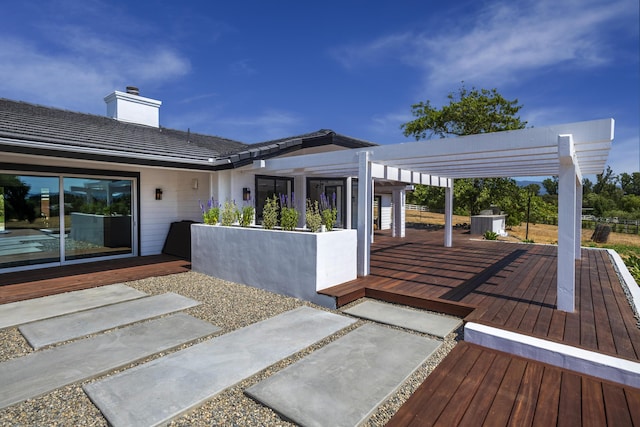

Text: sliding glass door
xmin=63 ymin=177 xmax=133 ymax=261
xmin=255 ymin=175 xmax=293 ymax=225
xmin=307 ymin=178 xmax=346 ymax=228
xmin=0 ymin=172 xmax=135 ymax=270
xmin=0 ymin=174 xmax=61 ymax=268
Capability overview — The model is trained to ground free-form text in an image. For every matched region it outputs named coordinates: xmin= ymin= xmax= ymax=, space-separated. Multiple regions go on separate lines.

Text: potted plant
xmin=200 ymin=198 xmax=220 ymax=225
xmin=320 ymin=192 xmax=338 ymax=231
xmin=262 ymin=195 xmax=279 ymax=230
xmin=306 ymin=199 xmax=322 ymax=232
xmin=279 ymin=193 xmax=298 ymax=231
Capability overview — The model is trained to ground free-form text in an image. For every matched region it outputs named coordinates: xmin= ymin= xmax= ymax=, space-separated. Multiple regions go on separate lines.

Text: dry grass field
xmin=405 ymin=210 xmax=640 ymax=247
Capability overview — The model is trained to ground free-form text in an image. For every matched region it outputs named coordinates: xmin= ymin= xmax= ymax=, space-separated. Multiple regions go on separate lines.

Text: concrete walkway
xmin=19 ymin=292 xmax=200 ymax=349
xmin=1 ymin=285 xmax=456 ymax=426
xmin=246 ymin=323 xmax=442 ymax=427
xmin=83 ymin=306 xmax=356 ymax=427
xmin=0 ymin=314 xmax=219 ymax=410
xmin=0 ymin=284 xmax=146 ymax=329
xmin=343 ymin=300 xmax=462 ymax=338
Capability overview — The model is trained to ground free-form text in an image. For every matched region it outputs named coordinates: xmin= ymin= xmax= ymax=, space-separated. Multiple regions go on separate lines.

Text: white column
xmin=296 ymin=175 xmax=306 ymax=228
xmin=575 ymin=180 xmax=583 ymax=260
xmin=357 ymin=152 xmax=372 ymax=276
xmin=345 ymin=177 xmax=352 ymax=229
xmin=392 ymin=188 xmax=406 ymax=238
xmin=444 ymin=179 xmax=453 ymax=247
xmin=558 ymin=134 xmax=576 ymax=312
xmin=371 ymin=179 xmax=375 ymax=243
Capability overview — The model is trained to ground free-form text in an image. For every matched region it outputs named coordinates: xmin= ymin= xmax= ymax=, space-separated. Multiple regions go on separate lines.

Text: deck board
xmin=323 ymin=229 xmax=640 ymax=362
xmin=388 ymin=342 xmax=640 ymax=427
xmin=0 ymin=255 xmax=190 ymax=304
xmin=3 ymin=228 xmax=640 ymax=424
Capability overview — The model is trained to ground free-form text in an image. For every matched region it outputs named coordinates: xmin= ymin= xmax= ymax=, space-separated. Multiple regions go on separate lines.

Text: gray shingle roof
xmin=0 ymin=98 xmax=376 ymax=170
xmin=0 ymin=99 xmax=248 ymax=168
xmin=225 ymin=129 xmax=376 ymax=168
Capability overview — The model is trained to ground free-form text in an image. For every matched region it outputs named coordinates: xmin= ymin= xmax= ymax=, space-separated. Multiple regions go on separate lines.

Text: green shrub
xmin=221 ymin=201 xmax=239 ymax=226
xmin=320 ymin=192 xmax=338 ymax=231
xmin=280 ymin=206 xmax=298 ymax=231
xmin=626 ymin=255 xmax=640 ymax=284
xmin=279 ymin=193 xmax=298 ymax=231
xmin=200 ymin=198 xmax=220 ymax=225
xmin=262 ymin=196 xmax=279 ymax=230
xmin=306 ymin=199 xmax=322 ymax=232
xmin=483 ymin=230 xmax=499 ymax=240
xmin=239 ymin=205 xmax=254 ymax=227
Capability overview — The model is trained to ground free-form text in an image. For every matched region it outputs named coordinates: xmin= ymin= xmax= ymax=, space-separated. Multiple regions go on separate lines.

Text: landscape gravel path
xmin=0 ymin=271 xmax=461 ymax=426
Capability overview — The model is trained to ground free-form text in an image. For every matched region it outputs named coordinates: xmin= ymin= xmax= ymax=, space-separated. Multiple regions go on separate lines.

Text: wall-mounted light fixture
xmin=192 ymin=178 xmax=199 ymax=190
xmin=242 ymin=187 xmax=251 ymax=201
xmin=155 ymin=188 xmax=163 ymax=200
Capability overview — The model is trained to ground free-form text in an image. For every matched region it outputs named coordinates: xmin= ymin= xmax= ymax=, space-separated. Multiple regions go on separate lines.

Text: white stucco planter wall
xmin=191 ymin=224 xmax=357 ymax=308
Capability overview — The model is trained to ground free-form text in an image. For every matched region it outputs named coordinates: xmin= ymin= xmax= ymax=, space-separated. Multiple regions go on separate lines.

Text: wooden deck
xmin=0 ymin=255 xmax=190 ymax=304
xmin=1 ymin=229 xmax=639 ymax=425
xmin=387 ymin=342 xmax=640 ymax=427
xmin=321 ymin=229 xmax=640 ymax=362
xmin=320 ymin=228 xmax=640 ymax=426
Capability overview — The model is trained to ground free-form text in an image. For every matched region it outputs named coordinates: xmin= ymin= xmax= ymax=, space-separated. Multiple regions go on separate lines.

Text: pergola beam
xmin=251 ymin=119 xmax=615 ymax=314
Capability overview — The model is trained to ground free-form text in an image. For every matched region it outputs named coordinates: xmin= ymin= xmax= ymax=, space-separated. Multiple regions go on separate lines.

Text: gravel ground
xmin=0 ymin=272 xmax=461 ymax=426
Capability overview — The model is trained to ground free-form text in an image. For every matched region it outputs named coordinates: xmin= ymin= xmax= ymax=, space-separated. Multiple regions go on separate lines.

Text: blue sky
xmin=1 ymin=0 xmax=638 ymax=177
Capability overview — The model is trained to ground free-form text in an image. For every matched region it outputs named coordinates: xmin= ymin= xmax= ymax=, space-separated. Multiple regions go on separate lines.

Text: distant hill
xmin=516 ymin=180 xmax=547 ymax=195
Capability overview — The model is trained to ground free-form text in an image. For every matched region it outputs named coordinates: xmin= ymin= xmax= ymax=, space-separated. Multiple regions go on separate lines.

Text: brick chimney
xmin=104 ymin=87 xmax=162 ymax=127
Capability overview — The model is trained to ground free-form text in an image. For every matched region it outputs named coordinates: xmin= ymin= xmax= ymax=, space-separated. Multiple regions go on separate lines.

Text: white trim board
xmin=464 ymin=322 xmax=640 ymax=388
xmin=606 ymin=248 xmax=640 ymax=317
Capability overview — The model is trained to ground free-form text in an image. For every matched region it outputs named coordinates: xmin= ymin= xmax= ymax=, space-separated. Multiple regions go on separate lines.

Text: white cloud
xmin=367 ymin=111 xmax=414 ymax=143
xmin=229 ymin=59 xmax=257 ymax=76
xmin=165 ymin=107 xmax=305 ymax=143
xmin=332 ymin=0 xmax=631 ymax=91
xmin=0 ymin=10 xmax=190 ymax=113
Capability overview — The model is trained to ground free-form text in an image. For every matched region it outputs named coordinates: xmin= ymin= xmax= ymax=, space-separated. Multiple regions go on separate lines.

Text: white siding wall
xmin=139 ymin=168 xmax=212 ymax=256
xmin=139 ymin=168 xmax=178 ymax=255
xmin=177 ymin=171 xmax=211 ymax=221
xmin=380 ymin=194 xmax=392 ymax=230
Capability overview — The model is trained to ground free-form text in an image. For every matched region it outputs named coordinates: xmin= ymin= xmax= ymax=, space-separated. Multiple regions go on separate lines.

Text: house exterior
xmin=0 ymin=88 xmax=615 ymax=314
xmin=0 ymin=89 xmax=379 ymax=273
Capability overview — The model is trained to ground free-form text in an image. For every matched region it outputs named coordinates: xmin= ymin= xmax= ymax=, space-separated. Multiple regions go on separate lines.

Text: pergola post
xmin=558 ymin=135 xmax=577 ymax=312
xmin=392 ymin=188 xmax=405 ymax=238
xmin=357 ymin=151 xmax=372 ymax=276
xmin=576 ymin=182 xmax=583 ymax=259
xmin=345 ymin=177 xmax=352 ymax=229
xmin=444 ymin=179 xmax=453 ymax=247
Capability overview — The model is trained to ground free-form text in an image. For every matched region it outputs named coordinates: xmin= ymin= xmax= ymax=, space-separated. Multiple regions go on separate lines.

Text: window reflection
xmin=64 ymin=178 xmax=132 ymax=261
xmin=0 ymin=174 xmax=61 ymax=268
xmin=0 ymin=174 xmax=134 ymax=269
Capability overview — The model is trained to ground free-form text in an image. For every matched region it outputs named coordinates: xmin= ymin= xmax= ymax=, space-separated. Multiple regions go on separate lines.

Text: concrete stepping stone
xmin=19 ymin=292 xmax=201 ymax=349
xmin=343 ymin=300 xmax=462 ymax=338
xmin=246 ymin=323 xmax=441 ymax=427
xmin=0 ymin=313 xmax=219 ymax=410
xmin=83 ymin=306 xmax=356 ymax=427
xmin=0 ymin=284 xmax=146 ymax=330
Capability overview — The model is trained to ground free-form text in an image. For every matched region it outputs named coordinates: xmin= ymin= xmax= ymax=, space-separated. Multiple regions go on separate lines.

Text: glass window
xmin=255 ymin=176 xmax=293 ymax=224
xmin=64 ymin=177 xmax=133 ymax=261
xmin=307 ymin=178 xmax=346 ymax=228
xmin=0 ymin=174 xmax=61 ymax=268
xmin=0 ymin=172 xmax=135 ymax=270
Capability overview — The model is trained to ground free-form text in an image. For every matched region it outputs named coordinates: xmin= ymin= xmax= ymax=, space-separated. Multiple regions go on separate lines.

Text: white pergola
xmin=253 ymin=118 xmax=615 ymax=312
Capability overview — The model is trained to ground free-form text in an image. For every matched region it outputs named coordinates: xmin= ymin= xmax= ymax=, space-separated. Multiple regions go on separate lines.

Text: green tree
xmin=582 ymin=177 xmax=594 ymax=195
xmin=406 ymin=184 xmax=445 ymax=210
xmin=620 ymin=172 xmax=640 ymax=196
xmin=0 ymin=175 xmax=36 ymax=223
xmin=542 ymin=177 xmax=558 ymax=196
xmin=401 ymin=84 xmax=528 ymax=216
xmin=402 ymin=85 xmax=526 ymax=140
